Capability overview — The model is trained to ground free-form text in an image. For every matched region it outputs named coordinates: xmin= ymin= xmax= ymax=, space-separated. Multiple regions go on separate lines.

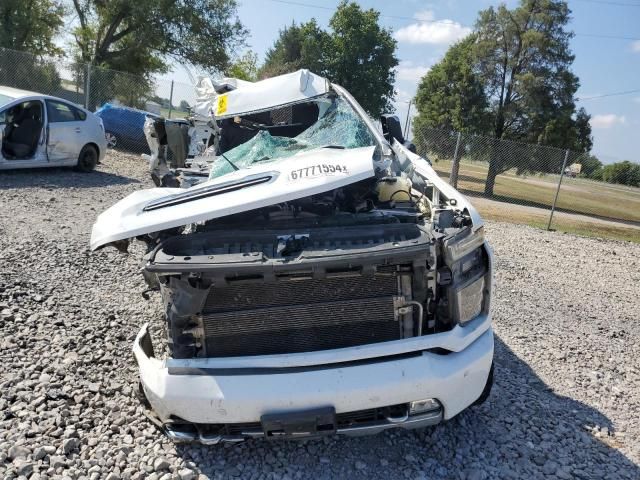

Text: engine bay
xmin=139 ymin=170 xmax=482 ymax=360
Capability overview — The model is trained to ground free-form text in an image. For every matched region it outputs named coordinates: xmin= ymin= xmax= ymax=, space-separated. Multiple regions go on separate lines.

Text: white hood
xmin=90 ymin=146 xmax=376 ymax=250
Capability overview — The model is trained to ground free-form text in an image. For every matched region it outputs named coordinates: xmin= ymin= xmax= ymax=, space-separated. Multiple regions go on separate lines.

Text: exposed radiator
xmin=201 ymin=271 xmax=406 ymax=357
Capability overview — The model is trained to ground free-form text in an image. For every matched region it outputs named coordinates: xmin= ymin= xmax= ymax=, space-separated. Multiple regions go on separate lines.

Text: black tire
xmin=76 ymin=145 xmax=98 ymax=172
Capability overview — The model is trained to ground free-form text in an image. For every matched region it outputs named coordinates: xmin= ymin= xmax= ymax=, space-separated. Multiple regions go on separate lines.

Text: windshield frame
xmin=330 ymin=83 xmax=392 ymax=158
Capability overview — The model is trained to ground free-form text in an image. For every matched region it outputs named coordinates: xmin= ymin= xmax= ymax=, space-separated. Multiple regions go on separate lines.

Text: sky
xmin=161 ymin=0 xmax=640 ymax=163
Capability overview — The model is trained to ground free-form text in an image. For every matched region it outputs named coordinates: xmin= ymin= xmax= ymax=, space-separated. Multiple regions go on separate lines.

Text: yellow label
xmin=216 ymin=94 xmax=228 ymax=115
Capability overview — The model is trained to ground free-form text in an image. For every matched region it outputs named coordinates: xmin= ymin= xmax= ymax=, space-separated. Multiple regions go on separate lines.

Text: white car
xmin=92 ymin=70 xmax=493 ymax=443
xmin=0 ymin=86 xmax=107 ymax=171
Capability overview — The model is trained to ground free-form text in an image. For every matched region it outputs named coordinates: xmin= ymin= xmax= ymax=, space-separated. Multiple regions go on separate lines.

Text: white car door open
xmin=46 ymin=99 xmax=85 ymax=162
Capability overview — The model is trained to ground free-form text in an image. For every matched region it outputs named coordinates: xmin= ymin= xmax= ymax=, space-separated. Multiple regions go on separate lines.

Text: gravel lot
xmin=1 ymin=152 xmax=639 ymax=479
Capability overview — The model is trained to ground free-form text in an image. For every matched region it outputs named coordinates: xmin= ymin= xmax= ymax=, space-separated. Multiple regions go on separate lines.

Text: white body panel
xmin=0 ymin=92 xmax=107 ymax=170
xmin=135 ymin=322 xmax=493 ymax=424
xmin=47 ymin=120 xmax=85 ymax=162
xmin=90 ymin=146 xmax=376 ymax=250
xmin=194 ymin=70 xmax=330 ymax=120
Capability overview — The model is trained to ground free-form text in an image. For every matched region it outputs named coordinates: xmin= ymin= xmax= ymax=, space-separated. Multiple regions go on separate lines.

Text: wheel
xmin=76 ymin=145 xmax=98 ymax=172
xmin=105 ymin=131 xmax=118 ymax=149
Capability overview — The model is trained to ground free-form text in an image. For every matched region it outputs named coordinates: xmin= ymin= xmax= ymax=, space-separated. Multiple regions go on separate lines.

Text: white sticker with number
xmin=289 ymin=163 xmax=349 ymax=181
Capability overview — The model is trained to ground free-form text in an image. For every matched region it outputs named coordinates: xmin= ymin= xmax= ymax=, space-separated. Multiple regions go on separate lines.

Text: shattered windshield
xmin=208 ymin=96 xmax=376 ymax=179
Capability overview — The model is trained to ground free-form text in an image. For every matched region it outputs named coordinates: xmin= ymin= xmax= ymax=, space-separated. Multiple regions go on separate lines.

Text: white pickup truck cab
xmin=91 ymin=70 xmax=493 ymax=443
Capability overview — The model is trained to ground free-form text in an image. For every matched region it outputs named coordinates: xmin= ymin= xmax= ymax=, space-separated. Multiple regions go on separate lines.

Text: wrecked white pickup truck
xmin=91 ymin=70 xmax=494 ymax=443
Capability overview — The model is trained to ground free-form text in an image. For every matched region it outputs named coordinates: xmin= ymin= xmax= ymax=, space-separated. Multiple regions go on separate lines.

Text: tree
xmin=327 ymin=2 xmax=398 ymax=117
xmin=86 ymin=66 xmax=155 ymax=110
xmin=473 ymin=0 xmax=585 ymax=194
xmin=0 ymin=0 xmax=64 ymax=93
xmin=71 ymin=0 xmax=247 ymax=75
xmin=0 ymin=53 xmax=61 ymax=93
xmin=151 ymin=96 xmax=173 ymax=109
xmin=259 ymin=2 xmax=398 ymax=117
xmin=0 ymin=0 xmax=63 ymax=55
xmin=179 ymin=100 xmax=191 ymax=112
xmin=412 ymin=35 xmax=490 ymax=157
xmin=227 ymin=51 xmax=259 ymax=81
xmin=578 ymin=154 xmax=602 ymax=178
xmin=573 ymin=107 xmax=593 ymax=153
xmin=259 ymin=21 xmax=330 ymax=79
xmin=600 ymin=161 xmax=640 ymax=187
xmin=110 ymin=73 xmax=153 ymax=109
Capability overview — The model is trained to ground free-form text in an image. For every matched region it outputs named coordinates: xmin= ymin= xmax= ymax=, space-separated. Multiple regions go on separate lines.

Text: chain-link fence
xmin=413 ymin=126 xmax=640 ymax=242
xmin=0 ymin=47 xmax=196 ymax=154
xmin=1 ymin=47 xmax=638 ymax=242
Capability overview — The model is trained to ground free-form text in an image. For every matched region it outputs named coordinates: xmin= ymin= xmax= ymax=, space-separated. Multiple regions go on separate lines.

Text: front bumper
xmin=134 ymin=320 xmax=494 ymax=441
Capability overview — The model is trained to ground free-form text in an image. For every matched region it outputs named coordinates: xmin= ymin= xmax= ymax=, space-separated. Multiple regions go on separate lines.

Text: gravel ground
xmin=1 ymin=152 xmax=639 ymax=479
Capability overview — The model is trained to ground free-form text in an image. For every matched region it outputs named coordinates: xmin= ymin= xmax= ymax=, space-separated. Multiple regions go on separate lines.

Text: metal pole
xmin=168 ymin=80 xmax=174 ymax=119
xmin=547 ymin=149 xmax=570 ymax=230
xmin=450 ymin=131 xmax=462 ymax=188
xmin=403 ymin=100 xmax=412 ymax=139
xmin=84 ymin=63 xmax=91 ymax=110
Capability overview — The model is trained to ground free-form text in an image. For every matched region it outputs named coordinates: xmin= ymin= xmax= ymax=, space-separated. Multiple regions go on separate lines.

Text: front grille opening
xmin=201 ymin=270 xmax=407 ymax=357
xmin=336 ymin=403 xmax=408 ymax=428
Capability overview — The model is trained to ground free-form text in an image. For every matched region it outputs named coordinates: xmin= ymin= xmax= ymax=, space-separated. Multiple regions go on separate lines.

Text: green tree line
xmin=4 ymin=0 xmax=634 ymax=191
xmin=578 ymin=155 xmax=640 ymax=187
xmin=0 ymin=0 xmax=397 ymax=117
xmin=412 ymin=0 xmax=595 ymax=195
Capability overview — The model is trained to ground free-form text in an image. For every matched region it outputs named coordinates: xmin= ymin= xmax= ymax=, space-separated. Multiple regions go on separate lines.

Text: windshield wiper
xmin=252 ymin=156 xmax=272 ymax=163
xmin=219 ymin=152 xmax=239 ymax=171
xmin=250 ymin=145 xmax=346 ymax=166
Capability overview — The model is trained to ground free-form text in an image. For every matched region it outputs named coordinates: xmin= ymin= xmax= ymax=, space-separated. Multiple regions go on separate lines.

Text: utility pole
xmin=168 ymin=80 xmax=174 ymax=119
xmin=84 ymin=64 xmax=92 ymax=110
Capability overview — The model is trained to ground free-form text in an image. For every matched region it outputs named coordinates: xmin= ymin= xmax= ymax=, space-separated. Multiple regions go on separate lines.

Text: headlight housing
xmin=443 ymin=231 xmax=490 ymax=326
xmin=452 ymin=275 xmax=485 ymax=325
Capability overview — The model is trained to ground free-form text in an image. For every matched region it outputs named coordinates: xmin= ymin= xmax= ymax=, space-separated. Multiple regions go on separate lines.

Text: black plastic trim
xmin=166 ymin=350 xmax=428 ymax=376
xmin=143 ymin=175 xmax=273 ymax=212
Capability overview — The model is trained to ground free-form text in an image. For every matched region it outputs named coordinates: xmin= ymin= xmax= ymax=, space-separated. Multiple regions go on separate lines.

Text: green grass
xmin=431 ymin=159 xmax=640 ymax=243
xmin=476 ymin=200 xmax=640 ymax=243
xmin=433 ymin=159 xmax=640 ymax=224
xmin=160 ymin=107 xmax=189 ymax=119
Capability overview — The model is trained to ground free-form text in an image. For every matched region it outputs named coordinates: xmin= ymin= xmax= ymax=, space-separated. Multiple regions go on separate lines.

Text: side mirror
xmin=380 ymin=115 xmax=405 ymax=144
